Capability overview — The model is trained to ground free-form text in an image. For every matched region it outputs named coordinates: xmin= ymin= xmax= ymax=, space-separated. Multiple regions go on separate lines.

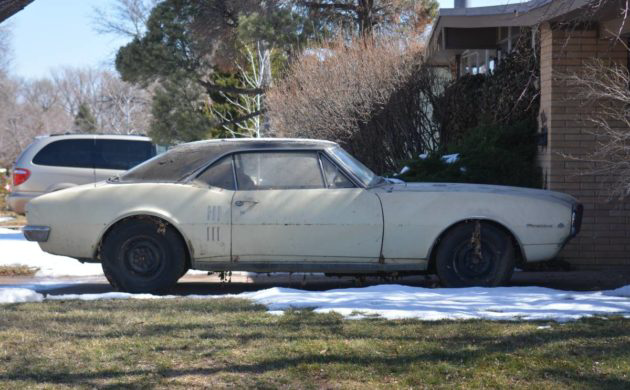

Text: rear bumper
xmin=23 ymin=225 xmax=51 ymax=242
xmin=7 ymin=192 xmax=40 ymax=214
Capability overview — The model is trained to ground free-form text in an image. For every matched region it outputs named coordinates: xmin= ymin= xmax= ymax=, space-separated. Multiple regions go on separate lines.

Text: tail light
xmin=12 ymin=168 xmax=31 ymax=187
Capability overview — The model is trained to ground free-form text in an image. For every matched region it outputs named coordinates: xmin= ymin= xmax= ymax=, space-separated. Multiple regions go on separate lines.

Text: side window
xmin=94 ymin=140 xmax=155 ymax=170
xmin=32 ymin=139 xmax=95 ymax=168
xmin=320 ymin=154 xmax=355 ymax=188
xmin=196 ymin=155 xmax=235 ymax=190
xmin=234 ymin=152 xmax=324 ymax=190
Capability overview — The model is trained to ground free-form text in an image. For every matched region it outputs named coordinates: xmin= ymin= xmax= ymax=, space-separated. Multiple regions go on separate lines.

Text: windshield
xmin=329 ymin=147 xmax=383 ymax=187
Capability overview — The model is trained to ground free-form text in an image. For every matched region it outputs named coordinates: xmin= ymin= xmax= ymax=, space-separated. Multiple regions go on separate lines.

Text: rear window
xmin=119 ymin=143 xmax=218 ymax=182
xmin=32 ymin=139 xmax=155 ymax=170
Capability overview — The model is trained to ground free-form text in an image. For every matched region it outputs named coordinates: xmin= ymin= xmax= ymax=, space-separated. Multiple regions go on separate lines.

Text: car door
xmin=185 ymin=154 xmax=238 ymax=263
xmin=230 ymin=150 xmax=383 ymax=264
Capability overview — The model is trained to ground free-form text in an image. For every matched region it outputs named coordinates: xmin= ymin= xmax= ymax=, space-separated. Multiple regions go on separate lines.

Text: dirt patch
xmin=0 ymin=265 xmax=39 ymax=277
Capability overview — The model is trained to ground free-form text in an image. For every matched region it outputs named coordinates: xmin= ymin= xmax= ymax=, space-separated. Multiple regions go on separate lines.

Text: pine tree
xmin=74 ymin=103 xmax=97 ymax=133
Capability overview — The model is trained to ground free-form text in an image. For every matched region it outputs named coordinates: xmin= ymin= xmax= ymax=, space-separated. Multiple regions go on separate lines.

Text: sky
xmin=2 ymin=0 xmax=527 ymax=80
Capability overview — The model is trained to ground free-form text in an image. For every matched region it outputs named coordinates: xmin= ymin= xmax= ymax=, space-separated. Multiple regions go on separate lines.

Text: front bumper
xmin=23 ymin=225 xmax=51 ymax=242
xmin=570 ymin=203 xmax=584 ymax=238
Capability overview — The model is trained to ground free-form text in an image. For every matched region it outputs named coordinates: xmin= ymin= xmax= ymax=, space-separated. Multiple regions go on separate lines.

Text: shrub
xmin=267 ymin=37 xmax=443 ymax=173
xmin=400 ymin=119 xmax=542 ymax=188
xmin=434 ymin=35 xmax=540 ymax=147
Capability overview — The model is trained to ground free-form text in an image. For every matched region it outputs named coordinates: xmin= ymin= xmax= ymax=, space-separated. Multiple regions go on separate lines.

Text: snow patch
xmin=237 ymin=284 xmax=630 ymax=321
xmin=0 ymin=216 xmax=14 ymax=223
xmin=0 ymin=284 xmax=629 ymax=322
xmin=0 ymin=288 xmax=44 ymax=303
xmin=606 ymin=285 xmax=630 ymax=297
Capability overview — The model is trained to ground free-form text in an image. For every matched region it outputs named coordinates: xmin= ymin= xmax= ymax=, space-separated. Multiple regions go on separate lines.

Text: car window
xmin=329 ymin=146 xmax=379 ymax=187
xmin=234 ymin=152 xmax=324 ymax=190
xmin=195 ymin=155 xmax=235 ymax=190
xmin=32 ymin=139 xmax=95 ymax=168
xmin=94 ymin=140 xmax=156 ymax=170
xmin=320 ymin=154 xmax=355 ymax=188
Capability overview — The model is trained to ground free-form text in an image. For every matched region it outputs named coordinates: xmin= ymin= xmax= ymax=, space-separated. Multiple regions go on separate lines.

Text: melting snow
xmin=1 ymin=227 xmax=629 ymax=322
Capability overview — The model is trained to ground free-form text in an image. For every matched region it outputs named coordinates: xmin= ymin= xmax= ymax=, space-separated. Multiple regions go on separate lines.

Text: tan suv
xmin=8 ymin=134 xmax=159 ymax=214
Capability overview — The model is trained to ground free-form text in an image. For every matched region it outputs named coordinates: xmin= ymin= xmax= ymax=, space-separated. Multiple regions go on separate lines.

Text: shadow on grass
xmin=2 ymin=345 xmax=630 ymax=388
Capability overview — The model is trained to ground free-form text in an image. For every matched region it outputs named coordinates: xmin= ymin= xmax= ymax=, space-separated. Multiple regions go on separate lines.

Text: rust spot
xmin=156 ymin=220 xmax=167 ymax=235
xmin=471 ymin=220 xmax=482 ymax=259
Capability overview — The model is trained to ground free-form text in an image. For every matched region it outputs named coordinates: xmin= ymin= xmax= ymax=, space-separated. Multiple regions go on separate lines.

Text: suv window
xmin=32 ymin=139 xmax=155 ymax=170
xmin=234 ymin=152 xmax=324 ymax=190
xmin=32 ymin=139 xmax=94 ymax=168
xmin=195 ymin=155 xmax=235 ymax=190
xmin=94 ymin=140 xmax=155 ymax=170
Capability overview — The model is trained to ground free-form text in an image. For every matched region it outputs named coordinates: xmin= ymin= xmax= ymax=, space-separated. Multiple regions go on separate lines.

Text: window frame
xmin=318 ymin=152 xmax=355 ymax=189
xmin=189 ymin=148 xmax=361 ymax=191
xmin=193 ymin=154 xmax=237 ymax=191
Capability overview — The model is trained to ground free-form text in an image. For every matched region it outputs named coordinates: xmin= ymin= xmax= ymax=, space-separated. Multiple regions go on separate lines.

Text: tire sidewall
xmin=102 ymin=220 xmax=186 ymax=293
xmin=436 ymin=222 xmax=515 ymax=287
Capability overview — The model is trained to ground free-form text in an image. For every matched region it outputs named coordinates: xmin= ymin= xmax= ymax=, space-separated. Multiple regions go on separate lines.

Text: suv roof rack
xmin=48 ymin=133 xmax=148 ymax=137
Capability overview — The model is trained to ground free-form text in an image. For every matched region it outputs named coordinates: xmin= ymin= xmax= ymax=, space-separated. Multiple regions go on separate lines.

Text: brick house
xmin=426 ymin=0 xmax=630 ymax=269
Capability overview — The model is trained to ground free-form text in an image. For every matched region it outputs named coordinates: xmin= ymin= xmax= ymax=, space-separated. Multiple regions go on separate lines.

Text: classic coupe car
xmin=24 ymin=139 xmax=583 ymax=292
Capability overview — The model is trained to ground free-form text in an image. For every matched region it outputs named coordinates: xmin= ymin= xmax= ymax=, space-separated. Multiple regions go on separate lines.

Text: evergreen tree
xmin=74 ymin=103 xmax=97 ymax=133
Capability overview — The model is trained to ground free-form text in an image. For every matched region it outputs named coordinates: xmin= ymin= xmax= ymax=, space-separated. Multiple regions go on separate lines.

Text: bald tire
xmin=101 ymin=220 xmax=186 ymax=294
xmin=435 ymin=222 xmax=515 ymax=288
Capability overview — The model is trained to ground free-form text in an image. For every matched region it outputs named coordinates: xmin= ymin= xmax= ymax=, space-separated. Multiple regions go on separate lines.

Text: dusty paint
xmin=27 ymin=167 xmax=578 ymax=271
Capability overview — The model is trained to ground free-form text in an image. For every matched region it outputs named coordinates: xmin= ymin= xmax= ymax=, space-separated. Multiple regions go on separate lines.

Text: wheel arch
xmin=94 ymin=213 xmax=193 ymax=270
xmin=426 ymin=218 xmax=526 ymax=272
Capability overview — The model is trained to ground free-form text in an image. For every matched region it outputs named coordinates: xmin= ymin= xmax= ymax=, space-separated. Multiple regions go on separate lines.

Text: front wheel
xmin=435 ymin=221 xmax=515 ymax=287
xmin=101 ymin=219 xmax=187 ymax=293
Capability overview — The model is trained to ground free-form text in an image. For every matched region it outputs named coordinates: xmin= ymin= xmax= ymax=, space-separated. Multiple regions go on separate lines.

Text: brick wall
xmin=539 ymin=22 xmax=630 ymax=268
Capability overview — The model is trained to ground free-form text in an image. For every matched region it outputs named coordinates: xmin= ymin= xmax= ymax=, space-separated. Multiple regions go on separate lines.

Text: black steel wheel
xmin=101 ymin=219 xmax=187 ymax=293
xmin=435 ymin=221 xmax=515 ymax=287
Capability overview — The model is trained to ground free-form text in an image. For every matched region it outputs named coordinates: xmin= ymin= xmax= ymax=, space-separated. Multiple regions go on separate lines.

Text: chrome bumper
xmin=23 ymin=226 xmax=51 ymax=242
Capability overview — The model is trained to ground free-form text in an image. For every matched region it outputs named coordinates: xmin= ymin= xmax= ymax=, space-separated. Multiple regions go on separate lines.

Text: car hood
xmin=385 ymin=182 xmax=578 ymax=207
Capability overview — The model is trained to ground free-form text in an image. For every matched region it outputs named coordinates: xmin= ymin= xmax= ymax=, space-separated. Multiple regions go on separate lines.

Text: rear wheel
xmin=101 ymin=219 xmax=186 ymax=293
xmin=435 ymin=221 xmax=515 ymax=287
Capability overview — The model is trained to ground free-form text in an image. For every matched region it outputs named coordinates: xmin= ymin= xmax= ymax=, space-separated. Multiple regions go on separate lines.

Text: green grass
xmin=0 ymin=298 xmax=628 ymax=389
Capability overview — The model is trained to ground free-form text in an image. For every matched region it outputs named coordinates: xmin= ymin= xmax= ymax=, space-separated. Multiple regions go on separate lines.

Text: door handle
xmin=234 ymin=200 xmax=259 ymax=207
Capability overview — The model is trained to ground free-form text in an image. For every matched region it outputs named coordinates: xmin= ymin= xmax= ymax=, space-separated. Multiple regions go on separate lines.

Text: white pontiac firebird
xmin=24 ymin=139 xmax=583 ymax=292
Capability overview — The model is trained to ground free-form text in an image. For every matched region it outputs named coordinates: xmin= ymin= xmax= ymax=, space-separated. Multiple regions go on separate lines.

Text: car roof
xmin=34 ymin=134 xmax=152 ymax=142
xmin=119 ymin=138 xmax=339 ymax=183
xmin=180 ymin=137 xmax=337 ymax=149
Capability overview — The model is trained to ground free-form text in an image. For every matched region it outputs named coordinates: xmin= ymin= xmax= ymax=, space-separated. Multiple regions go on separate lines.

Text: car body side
xmin=27 ymin=177 xmax=576 ymax=272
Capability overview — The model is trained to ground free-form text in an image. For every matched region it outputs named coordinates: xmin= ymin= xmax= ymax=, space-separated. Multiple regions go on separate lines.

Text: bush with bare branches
xmin=267 ymin=37 xmax=443 ymax=173
xmin=567 ymin=59 xmax=630 ymax=199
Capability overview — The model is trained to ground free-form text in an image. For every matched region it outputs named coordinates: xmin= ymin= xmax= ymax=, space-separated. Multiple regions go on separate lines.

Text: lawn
xmin=0 ymin=298 xmax=628 ymax=389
